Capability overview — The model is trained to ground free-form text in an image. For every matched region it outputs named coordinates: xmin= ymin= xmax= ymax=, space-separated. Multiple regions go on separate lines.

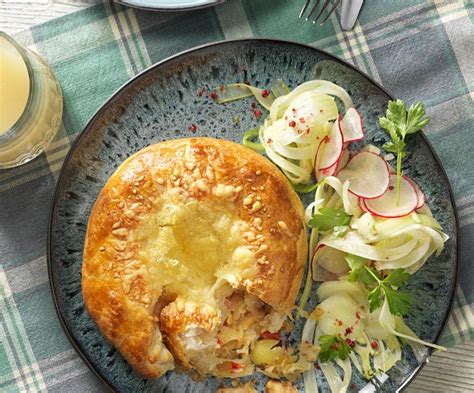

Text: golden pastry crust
xmin=82 ymin=137 xmax=307 ymax=378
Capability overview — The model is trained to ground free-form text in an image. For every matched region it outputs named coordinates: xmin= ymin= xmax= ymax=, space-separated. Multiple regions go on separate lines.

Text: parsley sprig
xmin=308 ymin=207 xmax=351 ymax=232
xmin=346 ymin=254 xmax=412 ymax=316
xmin=318 ymin=334 xmax=353 ymax=362
xmin=380 ymin=100 xmax=430 ymax=205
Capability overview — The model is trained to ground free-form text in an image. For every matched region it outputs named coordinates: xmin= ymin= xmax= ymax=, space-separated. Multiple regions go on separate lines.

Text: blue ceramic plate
xmin=48 ymin=39 xmax=458 ymax=392
xmin=115 ymin=0 xmax=224 ymax=12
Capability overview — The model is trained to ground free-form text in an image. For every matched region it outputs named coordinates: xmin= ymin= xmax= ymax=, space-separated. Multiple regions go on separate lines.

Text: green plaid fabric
xmin=1 ymin=0 xmax=473 ymax=391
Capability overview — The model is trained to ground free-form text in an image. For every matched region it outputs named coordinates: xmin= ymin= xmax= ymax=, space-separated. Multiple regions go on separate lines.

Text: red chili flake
xmin=289 ymin=120 xmax=297 ymax=127
xmin=266 ymin=138 xmax=273 ymax=144
xmin=350 ymin=383 xmax=357 ymax=390
xmin=345 ymin=338 xmax=355 ymax=348
xmin=261 ymin=89 xmax=270 ymax=98
xmin=299 ymin=117 xmax=306 ymax=123
xmin=335 ymin=319 xmax=343 ymax=326
xmin=315 ymin=363 xmax=321 ymax=370
xmin=189 ymin=124 xmax=197 ymax=133
xmin=389 ymin=185 xmax=395 ymax=191
xmin=356 ymin=311 xmax=362 ymax=319
xmin=231 ymin=362 xmax=241 ymax=370
xmin=371 ymin=341 xmax=379 ymax=349
xmin=323 ymin=135 xmax=331 ymax=143
xmin=344 ymin=327 xmax=353 ymax=336
xmin=260 ymin=331 xmax=280 ymax=340
xmin=197 ymin=87 xmax=207 ymax=96
xmin=251 ymin=102 xmax=257 ymax=109
xmin=254 ymin=109 xmax=262 ymax=119
xmin=209 ymin=92 xmax=218 ymax=100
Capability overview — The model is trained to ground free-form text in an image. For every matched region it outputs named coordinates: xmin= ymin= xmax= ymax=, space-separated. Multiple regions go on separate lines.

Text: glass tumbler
xmin=0 ymin=31 xmax=63 ymax=169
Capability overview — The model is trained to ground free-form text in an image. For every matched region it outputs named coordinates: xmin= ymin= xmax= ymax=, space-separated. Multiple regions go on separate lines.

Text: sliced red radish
xmin=335 ymin=148 xmax=350 ymax=174
xmin=337 ymin=151 xmax=390 ymax=199
xmin=405 ymin=176 xmax=425 ymax=209
xmin=314 ymin=159 xmax=338 ymax=181
xmin=359 ymin=198 xmax=369 ymax=213
xmin=311 ymin=245 xmax=349 ymax=282
xmin=340 ymin=107 xmax=364 ymax=142
xmin=363 ymin=174 xmax=418 ymax=218
xmin=318 ymin=119 xmax=344 ymax=170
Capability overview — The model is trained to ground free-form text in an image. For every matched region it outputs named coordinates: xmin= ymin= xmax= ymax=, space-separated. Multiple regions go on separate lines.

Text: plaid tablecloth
xmin=1 ymin=0 xmax=473 ymax=391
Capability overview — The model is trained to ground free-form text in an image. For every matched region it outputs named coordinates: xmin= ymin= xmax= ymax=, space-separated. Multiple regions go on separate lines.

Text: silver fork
xmin=299 ymin=0 xmax=342 ymax=25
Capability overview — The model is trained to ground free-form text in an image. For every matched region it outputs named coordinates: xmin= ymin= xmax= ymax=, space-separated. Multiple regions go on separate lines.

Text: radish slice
xmin=405 ymin=176 xmax=426 ymax=209
xmin=340 ymin=107 xmax=364 ymax=142
xmin=311 ymin=245 xmax=349 ymax=281
xmin=315 ymin=160 xmax=337 ymax=181
xmin=318 ymin=119 xmax=344 ymax=170
xmin=337 ymin=151 xmax=390 ymax=199
xmin=363 ymin=174 xmax=418 ymax=218
xmin=359 ymin=198 xmax=369 ymax=213
xmin=314 ymin=137 xmax=339 ymax=181
xmin=336 ymin=148 xmax=350 ymax=173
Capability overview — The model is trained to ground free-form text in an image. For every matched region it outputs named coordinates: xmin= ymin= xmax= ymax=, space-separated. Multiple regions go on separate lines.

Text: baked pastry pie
xmin=82 ymin=137 xmax=308 ymax=379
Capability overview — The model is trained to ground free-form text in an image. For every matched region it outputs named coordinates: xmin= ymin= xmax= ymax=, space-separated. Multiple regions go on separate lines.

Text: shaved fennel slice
xmin=335 ymin=358 xmax=352 ymax=392
xmin=282 ymin=92 xmax=339 ymax=130
xmin=318 ymin=231 xmax=418 ymax=261
xmin=375 ymin=239 xmax=431 ymax=270
xmin=319 ymin=362 xmax=346 ymax=393
xmin=271 ymin=79 xmax=290 ymax=98
xmin=270 ymin=80 xmax=352 ymax=122
xmin=216 ymin=83 xmax=275 ymax=109
xmin=379 ymin=298 xmax=446 ymax=351
xmin=342 ymin=180 xmax=361 ymax=217
xmin=302 ymin=319 xmax=319 ymax=393
xmin=373 ymin=337 xmax=401 ymax=373
xmin=394 ymin=317 xmax=429 ymax=362
xmin=317 ymin=280 xmax=368 ymax=307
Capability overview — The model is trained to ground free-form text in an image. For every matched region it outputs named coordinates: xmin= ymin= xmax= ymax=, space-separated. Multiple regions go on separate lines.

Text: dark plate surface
xmin=48 ymin=39 xmax=458 ymax=392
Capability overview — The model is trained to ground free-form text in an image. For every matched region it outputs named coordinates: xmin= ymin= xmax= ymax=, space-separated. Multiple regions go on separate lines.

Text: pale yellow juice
xmin=0 ymin=32 xmax=63 ymax=169
xmin=0 ymin=36 xmax=30 ymax=133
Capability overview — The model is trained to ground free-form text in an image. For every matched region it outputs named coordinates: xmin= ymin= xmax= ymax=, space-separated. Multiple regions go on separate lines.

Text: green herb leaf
xmin=406 ymin=102 xmax=430 ymax=134
xmin=380 ymin=100 xmax=430 ymax=204
xmin=346 ymin=255 xmax=377 ymax=286
xmin=308 ymin=207 xmax=351 ymax=232
xmin=332 ymin=226 xmax=349 ymax=239
xmin=368 ymin=286 xmax=383 ymax=313
xmin=381 ymin=285 xmax=412 ymax=316
xmin=383 ymin=268 xmax=411 ymax=288
xmin=345 ymin=254 xmax=368 ymax=271
xmin=318 ymin=334 xmax=353 ymax=362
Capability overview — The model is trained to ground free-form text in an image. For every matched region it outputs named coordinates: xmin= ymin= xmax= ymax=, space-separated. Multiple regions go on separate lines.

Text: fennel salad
xmin=215 ymin=80 xmax=448 ymax=392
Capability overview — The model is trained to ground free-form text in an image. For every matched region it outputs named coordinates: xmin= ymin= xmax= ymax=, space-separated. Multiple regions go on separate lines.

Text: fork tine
xmin=299 ymin=0 xmax=311 ymax=19
xmin=306 ymin=0 xmax=321 ymax=21
xmin=312 ymin=0 xmax=331 ymax=23
xmin=319 ymin=0 xmax=341 ymax=25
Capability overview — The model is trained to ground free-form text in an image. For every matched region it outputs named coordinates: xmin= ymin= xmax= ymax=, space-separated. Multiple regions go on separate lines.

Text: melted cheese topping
xmin=130 ymin=198 xmax=255 ymax=302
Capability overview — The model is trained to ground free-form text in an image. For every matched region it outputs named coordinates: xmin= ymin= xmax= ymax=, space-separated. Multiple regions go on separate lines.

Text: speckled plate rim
xmin=114 ymin=0 xmax=225 ymax=12
xmin=47 ymin=38 xmax=459 ymax=393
